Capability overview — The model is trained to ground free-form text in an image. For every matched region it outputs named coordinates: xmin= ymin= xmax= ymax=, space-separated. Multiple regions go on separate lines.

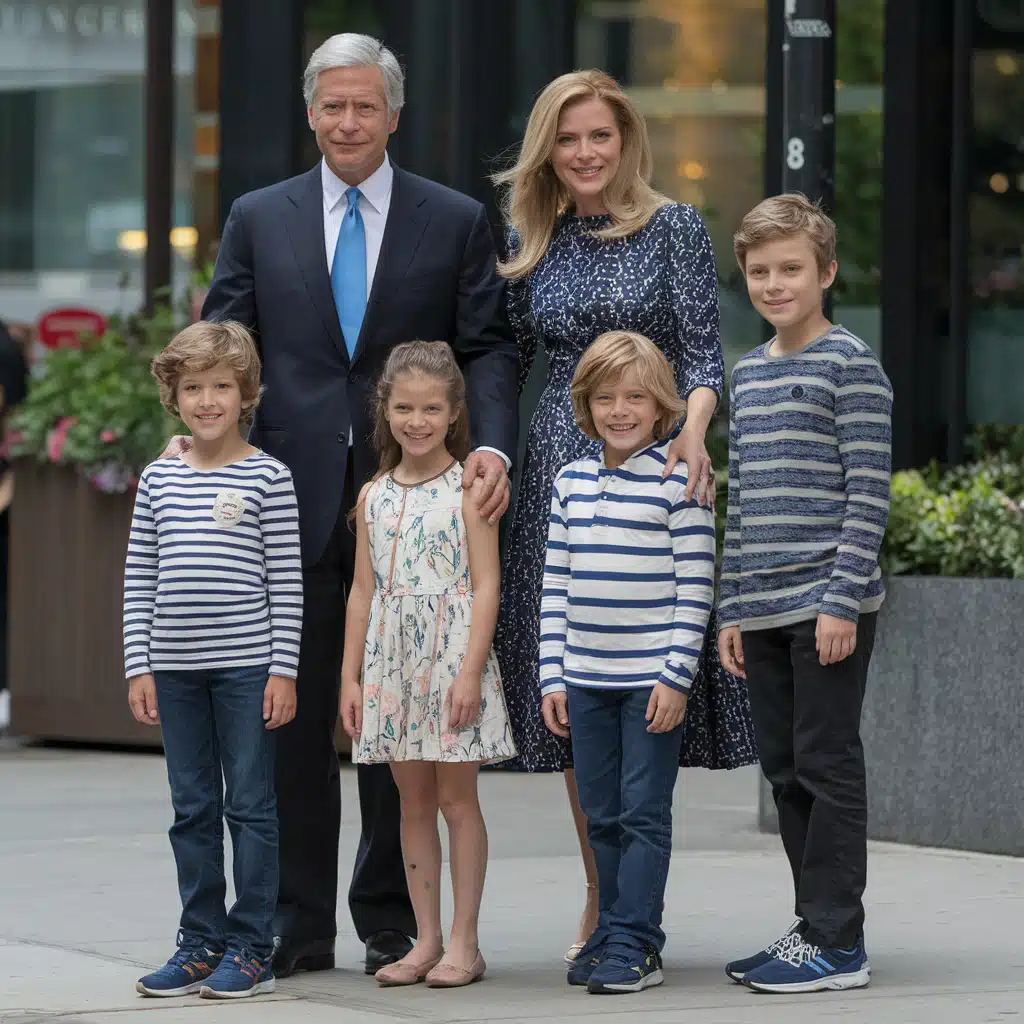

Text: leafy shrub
xmin=6 ymin=307 xmax=179 ymax=493
xmin=881 ymin=430 xmax=1024 ymax=579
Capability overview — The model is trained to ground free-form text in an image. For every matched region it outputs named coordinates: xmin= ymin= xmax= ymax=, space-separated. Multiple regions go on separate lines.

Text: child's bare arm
xmin=340 ymin=483 xmax=375 ymax=738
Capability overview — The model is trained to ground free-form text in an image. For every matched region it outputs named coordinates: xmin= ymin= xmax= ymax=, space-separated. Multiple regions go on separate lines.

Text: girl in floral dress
xmin=340 ymin=341 xmax=515 ymax=990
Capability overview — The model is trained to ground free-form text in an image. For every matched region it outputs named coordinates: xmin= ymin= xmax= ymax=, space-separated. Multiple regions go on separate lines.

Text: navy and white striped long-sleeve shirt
xmin=123 ymin=453 xmax=303 ymax=679
xmin=539 ymin=436 xmax=716 ymax=697
xmin=719 ymin=327 xmax=893 ymax=631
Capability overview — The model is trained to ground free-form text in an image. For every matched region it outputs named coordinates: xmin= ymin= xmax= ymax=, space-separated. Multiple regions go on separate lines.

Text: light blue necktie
xmin=331 ymin=186 xmax=366 ymax=358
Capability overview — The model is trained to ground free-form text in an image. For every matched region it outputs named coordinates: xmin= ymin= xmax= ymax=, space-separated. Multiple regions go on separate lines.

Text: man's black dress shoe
xmin=272 ymin=935 xmax=336 ymax=979
xmin=364 ymin=930 xmax=414 ymax=975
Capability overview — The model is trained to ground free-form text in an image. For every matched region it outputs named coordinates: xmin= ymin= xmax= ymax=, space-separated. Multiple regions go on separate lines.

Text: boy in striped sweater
xmin=539 ymin=330 xmax=716 ymax=995
xmin=123 ymin=322 xmax=302 ymax=999
xmin=720 ymin=195 xmax=892 ymax=994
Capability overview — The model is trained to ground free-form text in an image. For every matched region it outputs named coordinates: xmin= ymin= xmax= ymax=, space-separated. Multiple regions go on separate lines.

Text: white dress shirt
xmin=320 ymin=153 xmax=509 ymax=470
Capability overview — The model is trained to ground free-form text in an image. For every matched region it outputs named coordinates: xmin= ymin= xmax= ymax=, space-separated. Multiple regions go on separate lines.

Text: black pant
xmin=742 ymin=613 xmax=877 ymax=949
xmin=273 ymin=461 xmax=415 ymax=943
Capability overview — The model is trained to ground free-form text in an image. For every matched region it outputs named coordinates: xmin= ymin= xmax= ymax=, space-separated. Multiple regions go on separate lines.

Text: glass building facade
xmin=0 ymin=0 xmax=1020 ymax=464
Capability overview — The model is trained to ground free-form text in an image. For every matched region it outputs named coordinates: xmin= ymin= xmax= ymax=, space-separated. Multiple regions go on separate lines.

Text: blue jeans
xmin=154 ymin=665 xmax=278 ymax=958
xmin=567 ymin=686 xmax=683 ymax=955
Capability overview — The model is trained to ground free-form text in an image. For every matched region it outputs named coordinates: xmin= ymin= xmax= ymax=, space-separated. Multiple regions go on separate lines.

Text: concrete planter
xmin=758 ymin=576 xmax=1024 ymax=855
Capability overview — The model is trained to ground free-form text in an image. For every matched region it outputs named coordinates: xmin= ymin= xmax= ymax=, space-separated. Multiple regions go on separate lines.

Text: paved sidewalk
xmin=1 ymin=740 xmax=1022 ymax=1023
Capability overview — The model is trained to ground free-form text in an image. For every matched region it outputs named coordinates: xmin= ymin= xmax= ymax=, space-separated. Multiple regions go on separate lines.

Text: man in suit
xmin=200 ymin=33 xmax=518 ymax=977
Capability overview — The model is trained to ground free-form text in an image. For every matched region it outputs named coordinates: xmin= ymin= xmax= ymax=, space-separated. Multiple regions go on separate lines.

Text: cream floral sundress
xmin=355 ymin=463 xmax=516 ymax=765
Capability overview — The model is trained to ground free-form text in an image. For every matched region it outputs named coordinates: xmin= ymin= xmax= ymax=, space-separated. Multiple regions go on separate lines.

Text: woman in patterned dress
xmin=491 ymin=70 xmax=757 ymax=961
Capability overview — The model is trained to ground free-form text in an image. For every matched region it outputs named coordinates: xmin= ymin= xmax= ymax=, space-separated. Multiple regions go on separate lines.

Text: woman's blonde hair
xmin=571 ymin=331 xmax=685 ymax=442
xmin=733 ymin=192 xmax=837 ymax=273
xmin=151 ymin=320 xmax=263 ymax=426
xmin=372 ymin=340 xmax=470 ymax=479
xmin=493 ymin=70 xmax=669 ymax=280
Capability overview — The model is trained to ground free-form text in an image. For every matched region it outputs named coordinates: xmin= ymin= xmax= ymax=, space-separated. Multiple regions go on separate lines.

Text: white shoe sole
xmin=590 ymin=967 xmax=664 ymax=993
xmin=199 ymin=978 xmax=276 ymax=999
xmin=136 ymin=979 xmax=205 ymax=997
xmin=745 ymin=964 xmax=871 ymax=994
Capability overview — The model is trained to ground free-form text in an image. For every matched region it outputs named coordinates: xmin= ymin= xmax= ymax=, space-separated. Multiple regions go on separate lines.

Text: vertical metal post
xmin=778 ymin=0 xmax=836 ymax=209
xmin=947 ymin=0 xmax=972 ymax=464
xmin=766 ymin=0 xmax=836 ymax=317
xmin=145 ymin=0 xmax=174 ymax=313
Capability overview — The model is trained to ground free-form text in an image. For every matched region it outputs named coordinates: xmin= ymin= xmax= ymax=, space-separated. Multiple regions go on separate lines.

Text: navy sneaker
xmin=743 ymin=936 xmax=871 ymax=994
xmin=587 ymin=948 xmax=664 ymax=994
xmin=136 ymin=945 xmax=223 ymax=997
xmin=199 ymin=949 xmax=276 ymax=999
xmin=725 ymin=919 xmax=804 ymax=982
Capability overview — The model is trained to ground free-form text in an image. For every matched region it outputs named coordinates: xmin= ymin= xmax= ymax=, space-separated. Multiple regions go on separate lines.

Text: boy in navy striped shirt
xmin=540 ymin=330 xmax=716 ymax=994
xmin=123 ymin=322 xmax=302 ymax=999
xmin=720 ymin=195 xmax=892 ymax=994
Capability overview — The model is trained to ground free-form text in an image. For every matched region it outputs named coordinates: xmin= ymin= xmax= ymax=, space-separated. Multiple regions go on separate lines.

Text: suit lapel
xmin=352 ymin=165 xmax=430 ymax=365
xmin=284 ymin=166 xmax=347 ymax=360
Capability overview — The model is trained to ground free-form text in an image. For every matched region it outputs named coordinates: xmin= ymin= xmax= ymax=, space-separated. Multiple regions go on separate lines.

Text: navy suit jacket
xmin=202 ymin=161 xmax=519 ymax=567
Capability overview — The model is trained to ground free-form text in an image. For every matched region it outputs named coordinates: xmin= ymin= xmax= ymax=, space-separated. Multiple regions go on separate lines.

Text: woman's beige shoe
xmin=424 ymin=951 xmax=486 ymax=988
xmin=375 ymin=952 xmax=444 ymax=987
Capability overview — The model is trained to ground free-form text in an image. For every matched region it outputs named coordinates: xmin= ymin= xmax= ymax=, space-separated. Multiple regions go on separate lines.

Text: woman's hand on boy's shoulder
xmin=263 ymin=674 xmax=297 ymax=729
xmin=663 ymin=429 xmax=715 ymax=507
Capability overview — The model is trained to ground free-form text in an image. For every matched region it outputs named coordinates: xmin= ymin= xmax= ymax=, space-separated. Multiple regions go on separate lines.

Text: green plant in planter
xmin=881 ymin=430 xmax=1024 ymax=580
xmin=6 ymin=306 xmax=180 ymax=493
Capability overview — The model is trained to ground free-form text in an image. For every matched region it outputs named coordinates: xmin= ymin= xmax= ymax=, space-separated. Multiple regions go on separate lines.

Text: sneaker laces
xmin=769 ymin=931 xmax=805 ymax=960
xmin=775 ymin=938 xmax=822 ymax=967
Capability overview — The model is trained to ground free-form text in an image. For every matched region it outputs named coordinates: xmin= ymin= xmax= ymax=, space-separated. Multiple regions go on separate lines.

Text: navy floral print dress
xmin=494 ymin=203 xmax=758 ymax=773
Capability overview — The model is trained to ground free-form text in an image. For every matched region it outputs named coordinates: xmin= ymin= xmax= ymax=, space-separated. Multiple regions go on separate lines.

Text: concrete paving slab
xmin=2 ymin=743 xmax=1022 ymax=1023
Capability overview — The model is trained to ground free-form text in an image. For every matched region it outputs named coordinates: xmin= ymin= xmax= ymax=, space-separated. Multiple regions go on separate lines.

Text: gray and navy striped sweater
xmin=719 ymin=326 xmax=893 ymax=632
xmin=123 ymin=453 xmax=303 ymax=679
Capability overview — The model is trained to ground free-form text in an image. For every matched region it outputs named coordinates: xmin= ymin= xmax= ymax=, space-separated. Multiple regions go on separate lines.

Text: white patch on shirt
xmin=211 ymin=490 xmax=246 ymax=527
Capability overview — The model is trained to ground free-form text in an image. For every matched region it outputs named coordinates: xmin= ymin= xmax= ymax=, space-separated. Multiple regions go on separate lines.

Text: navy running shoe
xmin=743 ymin=936 xmax=871 ymax=994
xmin=725 ymin=919 xmax=803 ymax=982
xmin=136 ymin=945 xmax=223 ymax=997
xmin=199 ymin=949 xmax=276 ymax=999
xmin=587 ymin=948 xmax=663 ymax=994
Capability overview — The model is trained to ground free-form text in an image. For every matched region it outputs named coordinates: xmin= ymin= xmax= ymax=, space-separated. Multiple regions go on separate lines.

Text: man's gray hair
xmin=303 ymin=33 xmax=405 ymax=113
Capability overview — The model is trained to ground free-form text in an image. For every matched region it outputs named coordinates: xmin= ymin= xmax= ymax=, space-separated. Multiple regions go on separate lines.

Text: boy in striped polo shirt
xmin=540 ymin=330 xmax=716 ymax=995
xmin=720 ymin=195 xmax=892 ymax=994
xmin=124 ymin=322 xmax=302 ymax=999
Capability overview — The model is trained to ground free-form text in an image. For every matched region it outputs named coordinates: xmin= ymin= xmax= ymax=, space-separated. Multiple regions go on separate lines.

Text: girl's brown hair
xmin=372 ymin=340 xmax=470 ymax=478
xmin=571 ymin=330 xmax=685 ymax=441
xmin=492 ymin=69 xmax=669 ymax=281
xmin=151 ymin=320 xmax=263 ymax=426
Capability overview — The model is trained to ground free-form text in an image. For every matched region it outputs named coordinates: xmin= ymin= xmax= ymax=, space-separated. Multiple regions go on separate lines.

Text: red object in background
xmin=37 ymin=308 xmax=107 ymax=349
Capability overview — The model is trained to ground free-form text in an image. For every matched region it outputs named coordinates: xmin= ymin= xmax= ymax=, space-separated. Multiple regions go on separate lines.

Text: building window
xmin=577 ymin=0 xmax=768 ymax=373
xmin=833 ymin=0 xmax=884 ymax=355
xmin=0 ymin=0 xmax=198 ymax=331
xmin=969 ymin=28 xmax=1024 ymax=425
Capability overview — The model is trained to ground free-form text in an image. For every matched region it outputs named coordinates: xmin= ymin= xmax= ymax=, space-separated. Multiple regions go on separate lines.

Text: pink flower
xmin=414 ymin=673 xmax=431 ymax=697
xmin=441 ymin=732 xmax=461 ymax=754
xmin=46 ymin=416 xmax=76 ymax=462
xmin=379 ymin=691 xmax=399 ymax=716
xmin=363 ymin=683 xmax=381 ymax=704
xmin=100 ymin=428 xmax=118 ymax=443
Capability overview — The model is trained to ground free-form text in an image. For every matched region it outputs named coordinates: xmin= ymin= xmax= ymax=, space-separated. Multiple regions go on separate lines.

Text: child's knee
xmin=436 ymin=780 xmax=481 ymax=825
